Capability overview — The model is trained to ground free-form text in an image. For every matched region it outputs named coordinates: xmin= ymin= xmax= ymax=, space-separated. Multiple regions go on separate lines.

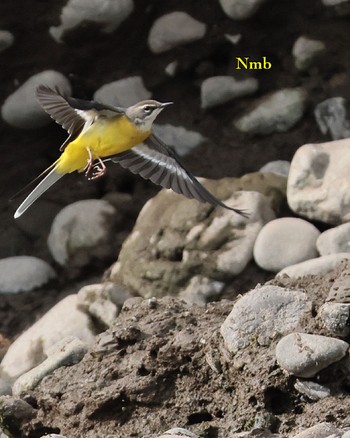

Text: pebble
xmin=292 ymin=422 xmax=341 ymax=438
xmin=0 ymin=30 xmax=14 ymax=53
xmin=234 ymin=88 xmax=306 ymax=135
xmin=219 ymin=0 xmax=269 ymax=19
xmin=0 ymin=294 xmax=95 ymax=379
xmin=159 ymin=428 xmax=198 ymax=438
xmin=93 ymin=76 xmax=151 ymax=108
xmin=253 ymin=218 xmax=320 ymax=273
xmin=47 ymin=199 xmax=118 ymax=267
xmin=49 ymin=0 xmax=134 ymax=42
xmin=319 ymin=302 xmax=350 ymax=337
xmin=1 ymin=70 xmax=71 ymax=129
xmin=40 ymin=435 xmax=68 ymax=438
xmin=314 ymin=97 xmax=350 ymax=140
xmin=287 ymin=138 xmax=350 ymax=224
xmin=294 ymin=379 xmax=331 ymax=401
xmin=153 ymin=124 xmax=206 ymax=156
xmin=148 ymin=11 xmax=206 ymax=54
xmin=275 ymin=332 xmax=349 ymax=378
xmin=165 ymin=60 xmax=179 ymax=77
xmin=278 ymin=253 xmax=350 ymax=278
xmin=292 ymin=36 xmax=326 ymax=70
xmin=225 ymin=33 xmax=242 ymax=45
xmin=259 ymin=160 xmax=290 ymax=177
xmin=0 ymin=397 xmax=35 ymax=435
xmin=13 ymin=336 xmax=87 ymax=397
xmin=179 ymin=275 xmax=225 ymax=305
xmin=317 ymin=223 xmax=350 ymax=255
xmin=0 ymin=256 xmax=56 ymax=293
xmin=221 ymin=285 xmax=311 ymax=354
xmin=200 ymin=76 xmax=258 ymax=109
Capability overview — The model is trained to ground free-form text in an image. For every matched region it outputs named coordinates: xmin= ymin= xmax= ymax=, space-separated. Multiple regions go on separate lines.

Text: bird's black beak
xmin=160 ymin=102 xmax=173 ymax=108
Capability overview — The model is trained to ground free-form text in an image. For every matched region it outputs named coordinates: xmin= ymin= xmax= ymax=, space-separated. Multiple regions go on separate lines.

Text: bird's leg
xmin=89 ymin=157 xmax=107 ymax=181
xmin=84 ymin=147 xmax=94 ymax=177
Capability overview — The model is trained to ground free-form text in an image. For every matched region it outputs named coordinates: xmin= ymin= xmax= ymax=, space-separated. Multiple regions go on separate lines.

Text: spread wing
xmin=104 ymin=133 xmax=248 ymax=217
xmin=36 ymin=85 xmax=125 ymax=151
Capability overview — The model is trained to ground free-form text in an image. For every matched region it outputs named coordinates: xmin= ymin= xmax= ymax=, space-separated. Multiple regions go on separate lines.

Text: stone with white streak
xmin=93 ymin=76 xmax=151 ymax=108
xmin=292 ymin=36 xmax=326 ymax=70
xmin=201 ymin=76 xmax=258 ymax=109
xmin=1 ymin=70 xmax=71 ymax=129
xmin=48 ymin=199 xmax=118 ymax=267
xmin=50 ymin=0 xmax=134 ymax=43
xmin=317 ymin=223 xmax=350 ymax=255
xmin=0 ymin=295 xmax=95 ymax=379
xmin=234 ymin=88 xmax=306 ymax=135
xmin=253 ymin=218 xmax=320 ymax=273
xmin=219 ymin=0 xmax=269 ymax=20
xmin=276 ymin=332 xmax=349 ymax=378
xmin=148 ymin=12 xmax=206 ymax=54
xmin=221 ymin=285 xmax=311 ymax=354
xmin=287 ymin=139 xmax=350 ymax=224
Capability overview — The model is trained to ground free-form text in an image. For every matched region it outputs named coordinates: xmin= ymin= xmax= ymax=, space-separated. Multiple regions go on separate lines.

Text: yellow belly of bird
xmin=55 ymin=115 xmax=151 ymax=174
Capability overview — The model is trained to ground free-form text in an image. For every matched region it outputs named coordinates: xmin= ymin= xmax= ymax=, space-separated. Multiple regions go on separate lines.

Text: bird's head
xmin=125 ymin=100 xmax=173 ymax=131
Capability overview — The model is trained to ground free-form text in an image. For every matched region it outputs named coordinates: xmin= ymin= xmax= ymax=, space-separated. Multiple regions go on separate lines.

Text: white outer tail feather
xmin=14 ymin=168 xmax=63 ymax=218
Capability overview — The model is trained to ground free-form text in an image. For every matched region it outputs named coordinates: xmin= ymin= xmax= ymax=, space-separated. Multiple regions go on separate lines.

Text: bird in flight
xmin=14 ymin=86 xmax=247 ymax=218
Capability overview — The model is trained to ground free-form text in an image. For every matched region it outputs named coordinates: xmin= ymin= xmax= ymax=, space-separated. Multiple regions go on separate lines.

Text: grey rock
xmin=0 ymin=256 xmax=56 ymax=294
xmin=153 ymin=124 xmax=206 ymax=156
xmin=292 ymin=36 xmax=326 ymax=70
xmin=12 ymin=336 xmax=87 ymax=397
xmin=219 ymin=0 xmax=269 ymax=20
xmin=93 ymin=76 xmax=151 ymax=108
xmin=0 ymin=396 xmax=35 ymax=436
xmin=314 ymin=97 xmax=350 ymax=140
xmin=224 ymin=33 xmax=242 ymax=45
xmin=0 ymin=295 xmax=95 ymax=379
xmin=317 ymin=223 xmax=350 ymax=255
xmin=327 ymin=267 xmax=350 ymax=302
xmin=234 ymin=88 xmax=307 ymax=135
xmin=48 ymin=199 xmax=118 ymax=267
xmin=254 ymin=218 xmax=320 ymax=273
xmin=294 ymin=379 xmax=331 ymax=401
xmin=179 ymin=275 xmax=225 ymax=305
xmin=165 ymin=61 xmax=179 ymax=77
xmin=221 ymin=285 xmax=311 ymax=354
xmin=292 ymin=422 xmax=341 ymax=438
xmin=259 ymin=160 xmax=290 ymax=177
xmin=159 ymin=428 xmax=198 ymax=438
xmin=148 ymin=12 xmax=206 ymax=54
xmin=278 ymin=253 xmax=350 ymax=278
xmin=201 ymin=76 xmax=258 ymax=109
xmin=0 ymin=31 xmax=14 ymax=53
xmin=50 ymin=0 xmax=134 ymax=42
xmin=276 ymin=333 xmax=349 ymax=378
xmin=1 ymin=70 xmax=71 ymax=129
xmin=287 ymin=139 xmax=350 ymax=224
xmin=319 ymin=302 xmax=350 ymax=337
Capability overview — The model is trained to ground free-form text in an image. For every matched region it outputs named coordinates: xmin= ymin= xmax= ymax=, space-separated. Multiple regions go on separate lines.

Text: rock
xmin=0 ymin=379 xmax=11 ymax=396
xmin=178 ymin=275 xmax=225 ymax=305
xmin=0 ymin=256 xmax=56 ymax=293
xmin=0 ymin=336 xmax=10 ymax=362
xmin=259 ymin=160 xmax=290 ymax=177
xmin=221 ymin=285 xmax=311 ymax=354
xmin=47 ymin=199 xmax=118 ymax=267
xmin=1 ymin=70 xmax=71 ymax=129
xmin=253 ymin=218 xmax=320 ymax=273
xmin=148 ymin=12 xmax=206 ymax=54
xmin=225 ymin=33 xmax=242 ymax=45
xmin=317 ymin=223 xmax=350 ymax=255
xmin=287 ymin=139 xmax=350 ymax=224
xmin=40 ymin=435 xmax=67 ymax=438
xmin=292 ymin=36 xmax=326 ymax=70
xmin=0 ymin=295 xmax=95 ymax=379
xmin=275 ymin=333 xmax=349 ymax=378
xmin=159 ymin=428 xmax=198 ymax=438
xmin=319 ymin=302 xmax=350 ymax=337
xmin=0 ymin=31 xmax=14 ymax=53
xmin=327 ymin=266 xmax=350 ymax=302
xmin=77 ymin=281 xmax=133 ymax=327
xmin=294 ymin=379 xmax=331 ymax=401
xmin=200 ymin=76 xmax=258 ymax=109
xmin=278 ymin=253 xmax=350 ymax=278
xmin=153 ymin=124 xmax=206 ymax=156
xmin=234 ymin=88 xmax=307 ymax=135
xmin=165 ymin=61 xmax=179 ymax=77
xmin=314 ymin=97 xmax=350 ymax=140
xmin=12 ymin=336 xmax=87 ymax=397
xmin=93 ymin=76 xmax=151 ymax=108
xmin=0 ymin=396 xmax=35 ymax=437
xmin=219 ymin=0 xmax=269 ymax=19
xmin=49 ymin=0 xmax=134 ymax=43
xmin=291 ymin=422 xmax=341 ymax=437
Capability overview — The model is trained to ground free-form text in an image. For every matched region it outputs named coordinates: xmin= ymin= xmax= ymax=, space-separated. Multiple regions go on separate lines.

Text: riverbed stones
xmin=287 ymin=139 xmax=350 ymax=224
xmin=314 ymin=97 xmax=350 ymax=140
xmin=219 ymin=0 xmax=269 ymax=20
xmin=317 ymin=223 xmax=350 ymax=255
xmin=292 ymin=36 xmax=326 ymax=70
xmin=275 ymin=333 xmax=349 ymax=377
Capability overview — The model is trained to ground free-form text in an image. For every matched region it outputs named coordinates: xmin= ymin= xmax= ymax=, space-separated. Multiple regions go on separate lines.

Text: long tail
xmin=14 ymin=167 xmax=64 ymax=218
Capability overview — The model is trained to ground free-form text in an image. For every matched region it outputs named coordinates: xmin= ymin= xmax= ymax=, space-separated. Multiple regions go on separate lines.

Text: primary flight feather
xmin=14 ymin=86 xmax=247 ymax=218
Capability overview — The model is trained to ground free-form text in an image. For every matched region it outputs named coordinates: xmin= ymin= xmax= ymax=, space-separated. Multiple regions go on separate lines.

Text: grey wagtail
xmin=14 ymin=85 xmax=247 ymax=218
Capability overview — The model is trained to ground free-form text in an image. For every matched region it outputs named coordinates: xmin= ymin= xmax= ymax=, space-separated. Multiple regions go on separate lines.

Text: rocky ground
xmin=1 ymin=0 xmax=350 ymax=437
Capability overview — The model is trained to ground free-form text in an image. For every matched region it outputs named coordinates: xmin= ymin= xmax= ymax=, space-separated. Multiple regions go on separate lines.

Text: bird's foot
xmin=87 ymin=157 xmax=107 ymax=181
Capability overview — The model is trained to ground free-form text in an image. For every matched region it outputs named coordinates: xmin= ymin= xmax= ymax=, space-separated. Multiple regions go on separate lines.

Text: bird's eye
xmin=143 ymin=105 xmax=152 ymax=113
